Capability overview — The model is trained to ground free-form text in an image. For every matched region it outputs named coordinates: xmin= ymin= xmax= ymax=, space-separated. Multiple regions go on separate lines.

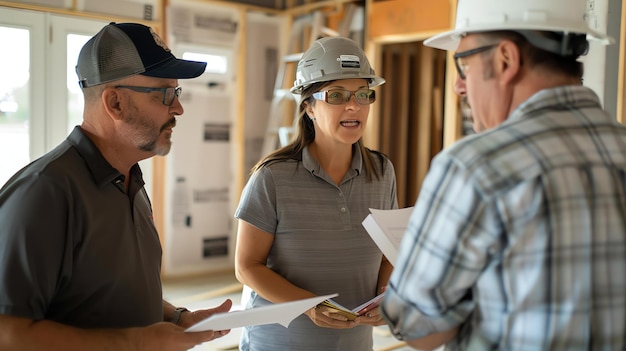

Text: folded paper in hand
xmin=361 ymin=207 xmax=414 ymax=266
xmin=186 ymin=294 xmax=337 ymax=332
xmin=318 ymin=292 xmax=385 ymax=321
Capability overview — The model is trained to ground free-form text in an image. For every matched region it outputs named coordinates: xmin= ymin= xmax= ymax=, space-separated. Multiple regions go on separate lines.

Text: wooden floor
xmin=162 ymin=270 xmax=421 ymax=351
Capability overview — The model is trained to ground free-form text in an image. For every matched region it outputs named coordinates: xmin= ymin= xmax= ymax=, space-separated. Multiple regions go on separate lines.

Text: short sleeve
xmin=0 ymin=173 xmax=68 ymax=319
xmin=235 ymin=167 xmax=278 ymax=235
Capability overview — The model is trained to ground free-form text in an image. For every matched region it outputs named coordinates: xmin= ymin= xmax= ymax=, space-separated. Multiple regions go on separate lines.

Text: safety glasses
xmin=312 ymin=89 xmax=376 ymax=105
xmin=453 ymin=44 xmax=498 ymax=80
xmin=115 ymin=85 xmax=182 ymax=106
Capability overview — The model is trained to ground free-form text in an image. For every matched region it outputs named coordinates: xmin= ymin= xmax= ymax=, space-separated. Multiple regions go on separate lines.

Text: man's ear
xmin=101 ymin=87 xmax=123 ymax=121
xmin=495 ymin=40 xmax=522 ymax=84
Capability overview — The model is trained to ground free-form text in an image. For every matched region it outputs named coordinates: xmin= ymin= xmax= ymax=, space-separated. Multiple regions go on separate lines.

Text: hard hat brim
xmin=424 ymin=23 xmax=614 ymax=51
xmin=290 ymin=74 xmax=385 ymax=95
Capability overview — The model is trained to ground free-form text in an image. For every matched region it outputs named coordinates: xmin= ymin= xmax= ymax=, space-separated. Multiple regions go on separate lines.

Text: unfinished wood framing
xmin=396 ymin=44 xmax=410 ymax=207
xmin=431 ymin=50 xmax=445 ymax=153
xmin=414 ymin=44 xmax=433 ymax=201
xmin=235 ymin=9 xmax=248 ymax=212
xmin=368 ymin=0 xmax=451 ymax=40
xmin=376 ymin=43 xmax=446 ymax=207
xmin=365 ymin=0 xmax=456 ymax=207
xmin=0 ymin=0 xmax=161 ymax=26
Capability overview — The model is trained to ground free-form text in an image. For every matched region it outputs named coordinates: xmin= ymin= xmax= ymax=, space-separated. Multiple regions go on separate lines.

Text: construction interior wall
xmin=377 ymin=43 xmax=446 ymax=208
xmin=162 ymin=2 xmax=240 ymax=276
xmin=243 ymin=12 xmax=283 ymax=176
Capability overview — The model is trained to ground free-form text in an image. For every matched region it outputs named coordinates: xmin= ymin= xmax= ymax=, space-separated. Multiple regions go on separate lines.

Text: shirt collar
xmin=302 ymin=143 xmax=363 ymax=176
xmin=507 ymin=85 xmax=602 ymax=124
xmin=66 ymin=126 xmax=144 ymax=188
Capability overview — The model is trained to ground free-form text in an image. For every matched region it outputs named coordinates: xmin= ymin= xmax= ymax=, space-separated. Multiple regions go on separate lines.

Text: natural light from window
xmin=0 ymin=26 xmax=30 ymax=187
xmin=183 ymin=52 xmax=227 ymax=74
xmin=67 ymin=34 xmax=91 ymax=134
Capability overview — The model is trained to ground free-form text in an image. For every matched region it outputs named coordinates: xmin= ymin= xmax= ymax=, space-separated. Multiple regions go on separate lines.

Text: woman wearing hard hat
xmin=234 ymin=36 xmax=398 ymax=350
xmin=381 ymin=0 xmax=624 ymax=350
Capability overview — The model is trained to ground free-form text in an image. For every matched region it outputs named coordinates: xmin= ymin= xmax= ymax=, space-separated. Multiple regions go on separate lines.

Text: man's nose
xmin=454 ymin=75 xmax=466 ymax=96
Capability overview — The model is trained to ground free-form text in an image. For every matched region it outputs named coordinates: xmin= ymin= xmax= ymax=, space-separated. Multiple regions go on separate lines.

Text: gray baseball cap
xmin=76 ymin=22 xmax=207 ymax=88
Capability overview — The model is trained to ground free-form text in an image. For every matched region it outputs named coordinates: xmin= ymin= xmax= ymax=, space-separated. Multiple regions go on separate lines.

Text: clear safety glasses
xmin=453 ymin=44 xmax=498 ymax=80
xmin=312 ymin=89 xmax=376 ymax=105
xmin=115 ymin=85 xmax=182 ymax=106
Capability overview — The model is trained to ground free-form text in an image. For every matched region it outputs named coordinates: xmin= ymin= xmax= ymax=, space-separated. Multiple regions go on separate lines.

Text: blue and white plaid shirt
xmin=382 ymin=86 xmax=626 ymax=350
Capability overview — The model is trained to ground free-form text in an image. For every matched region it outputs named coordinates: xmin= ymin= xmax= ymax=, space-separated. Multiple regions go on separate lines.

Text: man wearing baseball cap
xmin=381 ymin=0 xmax=625 ymax=350
xmin=0 ymin=22 xmax=232 ymax=350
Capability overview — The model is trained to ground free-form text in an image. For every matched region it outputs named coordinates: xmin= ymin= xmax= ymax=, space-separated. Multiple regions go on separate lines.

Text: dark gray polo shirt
xmin=0 ymin=126 xmax=163 ymax=328
xmin=235 ymin=145 xmax=398 ymax=351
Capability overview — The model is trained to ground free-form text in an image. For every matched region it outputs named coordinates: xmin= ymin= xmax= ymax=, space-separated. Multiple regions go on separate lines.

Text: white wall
xmin=581 ymin=0 xmax=622 ymax=118
xmin=163 ymin=1 xmax=240 ymax=276
xmin=601 ymin=0 xmax=623 ymax=118
xmin=243 ymin=12 xmax=284 ymax=174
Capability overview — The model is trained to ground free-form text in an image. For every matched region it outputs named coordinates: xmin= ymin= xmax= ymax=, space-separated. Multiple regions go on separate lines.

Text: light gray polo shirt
xmin=236 ymin=145 xmax=398 ymax=351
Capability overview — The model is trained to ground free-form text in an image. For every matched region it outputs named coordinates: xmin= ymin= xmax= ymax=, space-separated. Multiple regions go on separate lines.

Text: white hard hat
xmin=291 ymin=36 xmax=385 ymax=94
xmin=424 ymin=0 xmax=613 ymax=51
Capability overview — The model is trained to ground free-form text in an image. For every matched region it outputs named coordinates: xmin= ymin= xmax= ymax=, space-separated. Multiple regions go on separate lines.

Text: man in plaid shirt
xmin=381 ymin=0 xmax=625 ymax=350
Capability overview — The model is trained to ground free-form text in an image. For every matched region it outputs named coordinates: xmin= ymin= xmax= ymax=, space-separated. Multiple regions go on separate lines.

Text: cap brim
xmin=424 ymin=24 xmax=614 ymax=51
xmin=141 ymin=57 xmax=208 ymax=79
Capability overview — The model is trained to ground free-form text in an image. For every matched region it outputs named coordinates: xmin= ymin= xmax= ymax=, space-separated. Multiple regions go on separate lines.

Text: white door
xmin=47 ymin=15 xmax=109 ymax=149
xmin=0 ymin=8 xmax=45 ymax=185
xmin=0 ymin=8 xmax=108 ymax=186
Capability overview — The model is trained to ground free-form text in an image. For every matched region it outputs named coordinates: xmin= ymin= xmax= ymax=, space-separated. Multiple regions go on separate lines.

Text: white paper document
xmin=185 ymin=294 xmax=337 ymax=332
xmin=361 ymin=207 xmax=414 ymax=266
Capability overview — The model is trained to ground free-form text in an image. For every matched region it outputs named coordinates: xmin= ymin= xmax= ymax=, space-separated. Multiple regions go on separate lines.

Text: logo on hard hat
xmin=339 ymin=54 xmax=360 ymax=69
